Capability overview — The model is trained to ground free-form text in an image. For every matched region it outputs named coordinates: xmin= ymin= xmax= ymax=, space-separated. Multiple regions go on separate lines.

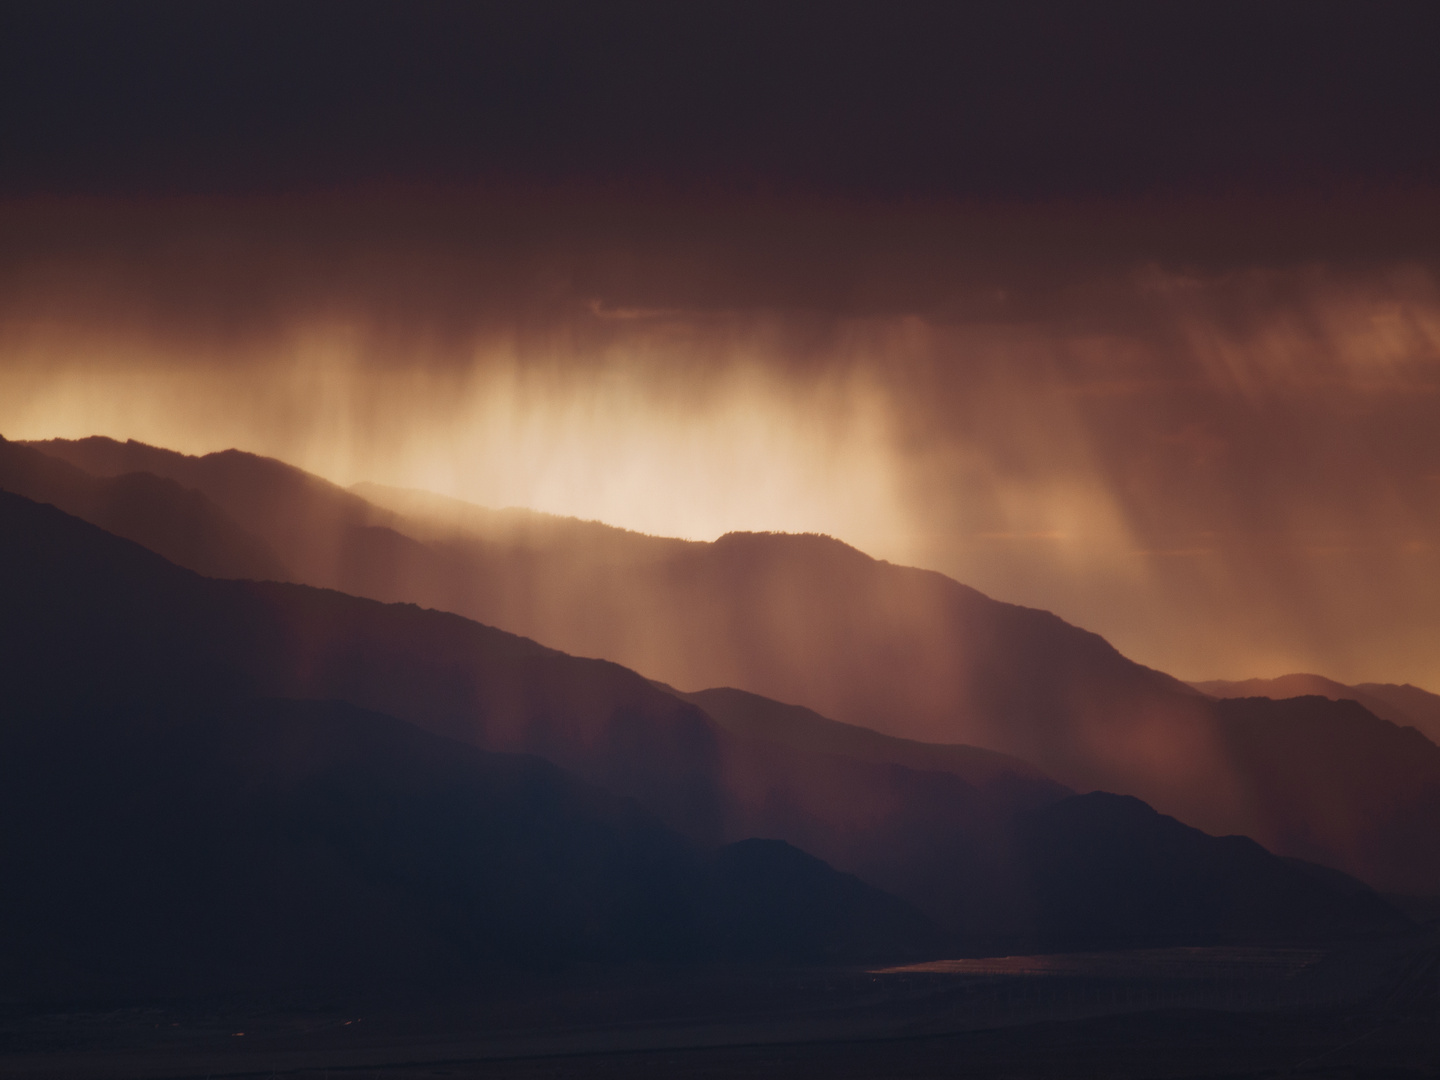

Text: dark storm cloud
xmin=3 ymin=2 xmax=1440 ymax=200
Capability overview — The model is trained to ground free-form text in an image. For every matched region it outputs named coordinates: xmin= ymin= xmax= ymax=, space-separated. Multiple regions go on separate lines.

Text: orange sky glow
xmin=2 ymin=194 xmax=1438 ymax=689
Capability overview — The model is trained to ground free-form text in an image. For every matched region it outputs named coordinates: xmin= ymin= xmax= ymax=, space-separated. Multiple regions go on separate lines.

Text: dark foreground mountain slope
xmin=0 ymin=490 xmax=1410 ymax=957
xmin=1017 ymin=793 xmax=1406 ymax=951
xmin=0 ymin=435 xmax=288 ymax=581
xmin=0 ymin=691 xmax=939 ymax=1002
xmin=1195 ymin=674 xmax=1440 ymax=747
xmin=1204 ymin=696 xmax=1440 ymax=895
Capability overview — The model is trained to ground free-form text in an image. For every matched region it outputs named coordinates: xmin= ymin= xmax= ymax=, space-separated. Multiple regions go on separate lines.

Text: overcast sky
xmin=3 ymin=2 xmax=1439 ymax=686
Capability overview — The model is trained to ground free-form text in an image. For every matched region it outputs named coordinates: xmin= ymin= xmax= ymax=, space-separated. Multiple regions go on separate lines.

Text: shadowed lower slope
xmin=1016 ymin=793 xmax=1407 ymax=951
xmin=0 ymin=693 xmax=940 ymax=1001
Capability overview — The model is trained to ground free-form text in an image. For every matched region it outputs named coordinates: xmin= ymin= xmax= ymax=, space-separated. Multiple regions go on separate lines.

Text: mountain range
xmin=5 ymin=481 xmax=1404 ymax=957
xmin=0 ymin=465 xmax=1416 ymax=997
xmin=15 ymin=435 xmax=1440 ymax=897
xmin=1194 ymin=674 xmax=1440 ymax=747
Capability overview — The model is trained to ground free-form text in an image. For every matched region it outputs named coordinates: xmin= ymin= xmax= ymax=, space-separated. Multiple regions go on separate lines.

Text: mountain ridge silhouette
xmin=2 ymin=690 xmax=941 ymax=1001
xmin=14 ymin=437 xmax=1440 ymax=894
xmin=1195 ymin=674 xmax=1440 ymax=747
xmin=0 ymin=487 xmax=1411 ymax=974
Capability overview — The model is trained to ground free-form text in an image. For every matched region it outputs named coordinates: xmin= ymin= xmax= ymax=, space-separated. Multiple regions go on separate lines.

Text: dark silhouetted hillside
xmin=1204 ymin=696 xmax=1440 ymax=896
xmin=0 ymin=435 xmax=288 ymax=580
xmin=1017 ymin=793 xmax=1409 ymax=951
xmin=0 ymin=489 xmax=1409 ymax=961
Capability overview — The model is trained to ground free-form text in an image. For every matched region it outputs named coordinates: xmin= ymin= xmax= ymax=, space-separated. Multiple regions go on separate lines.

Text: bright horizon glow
xmin=0 ymin=335 xmax=918 ymax=554
xmin=3 ymin=220 xmax=1439 ymax=692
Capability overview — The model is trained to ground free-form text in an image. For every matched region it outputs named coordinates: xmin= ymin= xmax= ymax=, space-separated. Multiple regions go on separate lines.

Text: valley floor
xmin=3 ymin=933 xmax=1438 ymax=1079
